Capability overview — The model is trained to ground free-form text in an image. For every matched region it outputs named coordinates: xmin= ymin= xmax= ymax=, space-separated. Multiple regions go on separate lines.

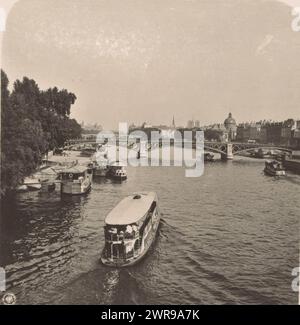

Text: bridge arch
xmin=203 ymin=144 xmax=227 ymax=155
xmin=232 ymin=146 xmax=292 ymax=156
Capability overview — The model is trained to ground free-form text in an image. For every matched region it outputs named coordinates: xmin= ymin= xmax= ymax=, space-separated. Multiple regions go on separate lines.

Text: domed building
xmin=224 ymin=113 xmax=237 ymax=141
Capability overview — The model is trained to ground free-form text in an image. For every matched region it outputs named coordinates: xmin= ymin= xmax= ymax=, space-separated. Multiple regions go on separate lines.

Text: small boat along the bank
xmin=16 ymin=175 xmax=56 ymax=193
xmin=264 ymin=160 xmax=286 ymax=176
xmin=101 ymin=192 xmax=160 ymax=267
xmin=16 ymin=184 xmax=29 ymax=192
xmin=22 ymin=176 xmax=42 ymax=191
xmin=204 ymin=153 xmax=214 ymax=162
xmin=106 ymin=161 xmax=127 ymax=181
xmin=59 ymin=166 xmax=92 ymax=195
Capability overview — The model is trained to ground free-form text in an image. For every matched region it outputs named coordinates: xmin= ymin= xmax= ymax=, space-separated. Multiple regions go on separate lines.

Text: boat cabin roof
xmin=266 ymin=160 xmax=280 ymax=164
xmin=105 ymin=192 xmax=157 ymax=225
xmin=108 ymin=161 xmax=126 ymax=167
xmin=59 ymin=165 xmax=88 ymax=174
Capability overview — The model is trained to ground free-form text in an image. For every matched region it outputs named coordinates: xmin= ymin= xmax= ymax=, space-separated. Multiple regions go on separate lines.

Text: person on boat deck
xmin=125 ymin=225 xmax=139 ymax=239
xmin=126 ymin=225 xmax=132 ymax=232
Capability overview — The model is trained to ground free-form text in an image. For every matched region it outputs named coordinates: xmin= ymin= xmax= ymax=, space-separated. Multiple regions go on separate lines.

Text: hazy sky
xmin=1 ymin=0 xmax=300 ymax=128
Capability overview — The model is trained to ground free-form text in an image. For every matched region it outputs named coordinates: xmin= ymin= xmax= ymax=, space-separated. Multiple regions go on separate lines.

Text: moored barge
xmin=59 ymin=166 xmax=92 ymax=195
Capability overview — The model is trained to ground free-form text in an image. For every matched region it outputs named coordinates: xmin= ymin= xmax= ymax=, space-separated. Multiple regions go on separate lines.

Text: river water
xmin=0 ymin=157 xmax=299 ymax=304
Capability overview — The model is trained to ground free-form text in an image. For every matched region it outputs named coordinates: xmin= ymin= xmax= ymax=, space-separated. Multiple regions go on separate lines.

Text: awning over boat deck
xmin=105 ymin=192 xmax=157 ymax=225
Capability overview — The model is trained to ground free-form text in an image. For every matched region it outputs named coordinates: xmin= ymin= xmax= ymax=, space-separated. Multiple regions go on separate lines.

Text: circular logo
xmin=2 ymin=292 xmax=16 ymax=305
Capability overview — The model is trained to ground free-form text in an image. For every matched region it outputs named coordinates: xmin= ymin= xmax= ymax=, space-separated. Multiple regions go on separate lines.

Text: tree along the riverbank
xmin=1 ymin=70 xmax=82 ymax=196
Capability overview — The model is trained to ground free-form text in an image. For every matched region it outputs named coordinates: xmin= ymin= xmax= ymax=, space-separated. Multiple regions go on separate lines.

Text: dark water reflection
xmin=0 ymin=158 xmax=299 ymax=304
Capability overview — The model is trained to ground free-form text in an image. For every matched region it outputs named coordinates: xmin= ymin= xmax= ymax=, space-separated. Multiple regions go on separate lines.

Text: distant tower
xmin=172 ymin=115 xmax=176 ymax=129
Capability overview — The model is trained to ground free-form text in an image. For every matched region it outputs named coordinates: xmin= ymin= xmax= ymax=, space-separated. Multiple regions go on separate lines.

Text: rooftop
xmin=59 ymin=165 xmax=88 ymax=174
xmin=224 ymin=113 xmax=236 ymax=126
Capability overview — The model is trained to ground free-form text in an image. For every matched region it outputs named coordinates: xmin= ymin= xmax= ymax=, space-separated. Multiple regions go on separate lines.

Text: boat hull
xmin=93 ymin=168 xmax=108 ymax=177
xmin=61 ymin=182 xmax=91 ymax=195
xmin=106 ymin=163 xmax=127 ymax=181
xmin=101 ymin=217 xmax=160 ymax=267
xmin=109 ymin=175 xmax=127 ymax=181
xmin=26 ymin=184 xmax=42 ymax=191
xmin=41 ymin=182 xmax=56 ymax=192
xmin=264 ymin=167 xmax=286 ymax=176
xmin=16 ymin=185 xmax=28 ymax=192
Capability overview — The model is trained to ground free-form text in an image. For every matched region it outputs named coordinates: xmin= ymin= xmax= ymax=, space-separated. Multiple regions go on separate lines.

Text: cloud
xmin=276 ymin=0 xmax=300 ymax=7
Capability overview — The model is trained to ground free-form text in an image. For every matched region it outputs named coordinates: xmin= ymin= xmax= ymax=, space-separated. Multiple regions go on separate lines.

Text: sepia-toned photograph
xmin=0 ymin=0 xmax=299 ymax=310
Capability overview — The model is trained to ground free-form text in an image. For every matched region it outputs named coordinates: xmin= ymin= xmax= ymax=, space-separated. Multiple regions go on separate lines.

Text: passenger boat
xmin=101 ymin=192 xmax=160 ymax=267
xmin=106 ymin=161 xmax=127 ymax=181
xmin=264 ymin=160 xmax=286 ymax=176
xmin=59 ymin=166 xmax=92 ymax=195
